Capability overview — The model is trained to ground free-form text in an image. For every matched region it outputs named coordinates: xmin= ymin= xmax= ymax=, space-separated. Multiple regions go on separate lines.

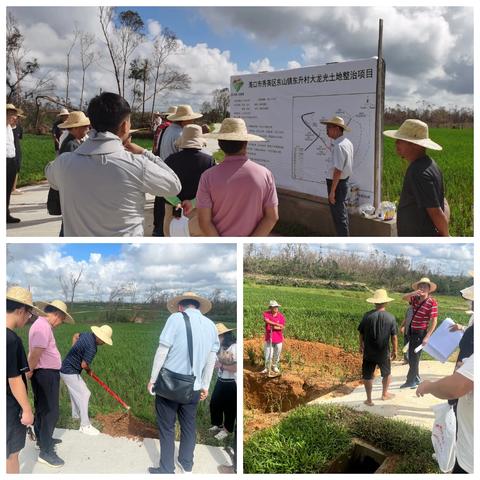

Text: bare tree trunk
xmin=69 ymin=266 xmax=84 ymax=309
xmin=65 ymin=26 xmax=80 ymax=105
xmin=98 ymin=7 xmax=122 ymax=95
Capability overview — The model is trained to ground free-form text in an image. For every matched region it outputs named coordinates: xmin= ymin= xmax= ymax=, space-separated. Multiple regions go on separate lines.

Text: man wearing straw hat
xmin=261 ymin=300 xmax=285 ymax=374
xmin=148 ymin=292 xmax=219 ymax=474
xmin=45 ymin=92 xmax=181 ymax=236
xmin=400 ymin=277 xmax=438 ymax=389
xmin=57 ymin=111 xmax=91 ymax=153
xmin=163 ymin=124 xmax=215 ymax=236
xmin=60 ymin=325 xmax=113 ymax=436
xmin=153 ymin=105 xmax=200 ymax=236
xmin=52 ymin=108 xmax=69 ymax=154
xmin=320 ymin=115 xmax=354 ymax=236
xmin=6 ymin=287 xmax=46 ymax=474
xmin=383 ymin=119 xmax=448 ymax=236
xmin=28 ymin=299 xmax=75 ymax=467
xmin=6 ymin=104 xmax=21 ymax=223
xmin=196 ymin=117 xmax=279 ymax=236
xmin=358 ymin=289 xmax=398 ymax=406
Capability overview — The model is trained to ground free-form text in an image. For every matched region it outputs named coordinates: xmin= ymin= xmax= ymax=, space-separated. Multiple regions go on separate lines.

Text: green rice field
xmin=16 ymin=318 xmax=236 ymax=446
xmin=244 ymin=282 xmax=470 ymax=352
xmin=17 ymin=126 xmax=473 ymax=235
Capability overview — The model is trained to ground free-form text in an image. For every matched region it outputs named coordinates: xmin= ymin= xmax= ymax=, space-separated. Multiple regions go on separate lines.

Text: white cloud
xmin=287 ymin=60 xmax=302 ymax=70
xmin=249 ymin=57 xmax=274 ymax=73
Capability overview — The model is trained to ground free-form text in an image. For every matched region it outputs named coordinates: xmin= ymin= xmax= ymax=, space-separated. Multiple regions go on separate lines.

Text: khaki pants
xmin=163 ymin=204 xmax=203 ymax=236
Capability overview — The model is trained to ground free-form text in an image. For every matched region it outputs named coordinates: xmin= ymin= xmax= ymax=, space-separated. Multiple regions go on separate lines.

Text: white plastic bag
xmin=169 ymin=212 xmax=190 ymax=237
xmin=431 ymin=403 xmax=456 ymax=472
xmin=375 ymin=201 xmax=396 ymax=221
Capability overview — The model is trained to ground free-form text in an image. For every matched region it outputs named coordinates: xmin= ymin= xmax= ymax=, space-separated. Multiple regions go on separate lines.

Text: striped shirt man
xmin=61 ymin=333 xmax=97 ymax=374
xmin=409 ymin=296 xmax=438 ymax=331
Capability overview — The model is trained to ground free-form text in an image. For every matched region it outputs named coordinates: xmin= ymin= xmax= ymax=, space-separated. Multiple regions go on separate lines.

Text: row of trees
xmin=244 ymin=244 xmax=471 ymax=294
xmin=6 ymin=8 xmax=194 ymax=124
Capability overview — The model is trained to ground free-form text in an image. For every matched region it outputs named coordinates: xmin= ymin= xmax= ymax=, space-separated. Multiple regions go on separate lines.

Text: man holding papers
xmin=400 ymin=277 xmax=438 ymax=389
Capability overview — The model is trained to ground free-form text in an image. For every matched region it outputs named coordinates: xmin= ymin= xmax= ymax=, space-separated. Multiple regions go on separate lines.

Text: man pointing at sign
xmin=321 ymin=116 xmax=354 ymax=236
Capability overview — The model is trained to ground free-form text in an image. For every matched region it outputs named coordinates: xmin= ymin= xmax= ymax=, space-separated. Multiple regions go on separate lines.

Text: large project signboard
xmin=230 ymin=58 xmax=380 ymax=204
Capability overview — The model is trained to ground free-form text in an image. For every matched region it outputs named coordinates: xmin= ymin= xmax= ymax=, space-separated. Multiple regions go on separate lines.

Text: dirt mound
xmin=244 ymin=338 xmax=362 ymax=413
xmin=95 ymin=412 xmax=158 ymax=440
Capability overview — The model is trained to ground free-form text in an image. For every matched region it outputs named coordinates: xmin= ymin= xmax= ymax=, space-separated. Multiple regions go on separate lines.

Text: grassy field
xmin=17 ymin=318 xmax=236 ymax=446
xmin=244 ymin=282 xmax=470 ymax=352
xmin=17 ymin=126 xmax=472 ymax=235
xmin=244 ymin=404 xmax=439 ymax=473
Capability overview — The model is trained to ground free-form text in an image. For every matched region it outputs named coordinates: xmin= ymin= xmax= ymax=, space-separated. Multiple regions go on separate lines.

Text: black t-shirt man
xmin=358 ymin=310 xmax=398 ymax=361
xmin=397 ymin=155 xmax=445 ymax=236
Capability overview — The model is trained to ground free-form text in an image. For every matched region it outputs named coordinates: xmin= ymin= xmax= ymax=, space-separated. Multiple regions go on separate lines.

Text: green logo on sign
xmin=232 ymin=78 xmax=244 ymax=92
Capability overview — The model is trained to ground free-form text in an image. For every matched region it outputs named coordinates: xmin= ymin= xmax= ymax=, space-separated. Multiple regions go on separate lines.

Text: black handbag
xmin=153 ymin=312 xmax=196 ymax=403
xmin=47 ymin=187 xmax=62 ymax=215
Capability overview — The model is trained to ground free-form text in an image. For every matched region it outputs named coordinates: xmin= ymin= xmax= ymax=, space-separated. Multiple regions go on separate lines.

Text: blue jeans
xmin=326 ymin=178 xmax=349 ymax=236
xmin=154 ymin=390 xmax=201 ymax=473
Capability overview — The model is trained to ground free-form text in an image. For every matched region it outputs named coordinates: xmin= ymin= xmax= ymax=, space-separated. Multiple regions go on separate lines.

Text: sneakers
xmin=272 ymin=366 xmax=280 ymax=373
xmin=38 ymin=449 xmax=65 ymax=468
xmin=400 ymin=382 xmax=417 ymax=389
xmin=214 ymin=430 xmax=229 ymax=441
xmin=260 ymin=368 xmax=268 ymax=374
xmin=35 ymin=438 xmax=63 ymax=450
xmin=177 ymin=461 xmax=193 ymax=474
xmin=208 ymin=425 xmax=221 ymax=433
xmin=79 ymin=424 xmax=100 ymax=435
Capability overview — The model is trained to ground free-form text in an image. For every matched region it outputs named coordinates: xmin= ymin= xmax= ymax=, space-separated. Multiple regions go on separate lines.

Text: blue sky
xmin=59 ymin=243 xmax=122 ymax=262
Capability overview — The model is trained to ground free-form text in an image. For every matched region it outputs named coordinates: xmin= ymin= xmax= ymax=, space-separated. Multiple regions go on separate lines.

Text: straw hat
xmin=36 ymin=299 xmax=75 ymax=324
xmin=412 ymin=277 xmax=437 ymax=293
xmin=91 ymin=325 xmax=113 ymax=346
xmin=6 ymin=103 xmax=19 ymax=113
xmin=268 ymin=300 xmax=281 ymax=307
xmin=16 ymin=108 xmax=26 ymax=119
xmin=167 ymin=105 xmax=202 ymax=122
xmin=176 ymin=124 xmax=206 ymax=149
xmin=204 ymin=118 xmax=266 ymax=142
xmin=161 ymin=106 xmax=177 ymax=116
xmin=460 ymin=285 xmax=474 ymax=302
xmin=216 ymin=322 xmax=236 ymax=335
xmin=366 ymin=289 xmax=394 ymax=304
xmin=57 ymin=108 xmax=69 ymax=117
xmin=58 ymin=111 xmax=90 ymax=129
xmin=383 ymin=119 xmax=442 ymax=151
xmin=167 ymin=291 xmax=212 ymax=314
xmin=7 ymin=286 xmax=46 ymax=317
xmin=320 ymin=115 xmax=351 ymax=132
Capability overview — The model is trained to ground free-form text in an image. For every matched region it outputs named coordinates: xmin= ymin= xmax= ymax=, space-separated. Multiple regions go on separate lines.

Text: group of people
xmin=7 ymin=287 xmax=237 ymax=474
xmin=40 ymin=93 xmax=279 ymax=237
xmin=358 ymin=275 xmax=473 ymax=474
xmin=7 ymin=95 xmax=448 ymax=236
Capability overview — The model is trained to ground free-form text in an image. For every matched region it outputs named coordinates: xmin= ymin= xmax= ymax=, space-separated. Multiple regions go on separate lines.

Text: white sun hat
xmin=203 ymin=118 xmax=266 ymax=142
xmin=383 ymin=119 xmax=442 ymax=151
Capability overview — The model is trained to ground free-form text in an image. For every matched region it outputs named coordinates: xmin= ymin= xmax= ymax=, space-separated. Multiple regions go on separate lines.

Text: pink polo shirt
xmin=28 ymin=316 xmax=62 ymax=370
xmin=196 ymin=155 xmax=278 ymax=236
xmin=263 ymin=311 xmax=286 ymax=344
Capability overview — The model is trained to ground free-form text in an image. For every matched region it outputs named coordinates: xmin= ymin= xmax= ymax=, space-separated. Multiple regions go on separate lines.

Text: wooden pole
xmin=374 ymin=18 xmax=385 ymax=209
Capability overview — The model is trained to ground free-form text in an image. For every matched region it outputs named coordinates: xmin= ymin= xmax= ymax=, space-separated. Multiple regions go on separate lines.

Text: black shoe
xmin=151 ymin=229 xmax=164 ymax=237
xmin=38 ymin=450 xmax=65 ymax=468
xmin=36 ymin=438 xmax=62 ymax=450
xmin=148 ymin=466 xmax=163 ymax=474
xmin=7 ymin=215 xmax=20 ymax=223
xmin=400 ymin=382 xmax=417 ymax=389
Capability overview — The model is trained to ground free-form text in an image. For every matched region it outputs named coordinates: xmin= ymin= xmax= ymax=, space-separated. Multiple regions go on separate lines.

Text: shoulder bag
xmin=153 ymin=312 xmax=196 ymax=403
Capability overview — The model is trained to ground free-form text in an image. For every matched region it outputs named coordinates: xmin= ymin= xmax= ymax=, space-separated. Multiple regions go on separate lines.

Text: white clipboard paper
xmin=423 ymin=318 xmax=464 ymax=363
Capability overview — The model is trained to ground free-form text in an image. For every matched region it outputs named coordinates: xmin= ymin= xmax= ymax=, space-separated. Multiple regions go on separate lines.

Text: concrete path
xmin=308 ymin=360 xmax=455 ymax=429
xmin=19 ymin=428 xmax=232 ymax=474
xmin=7 ymin=137 xmax=220 ymax=237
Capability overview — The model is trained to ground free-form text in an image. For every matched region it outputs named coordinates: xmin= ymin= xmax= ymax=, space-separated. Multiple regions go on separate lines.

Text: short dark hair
xmin=7 ymin=299 xmax=26 ymax=313
xmin=218 ymin=140 xmax=247 ymax=155
xmin=87 ymin=92 xmax=131 ymax=134
xmin=178 ymin=299 xmax=200 ymax=309
xmin=221 ymin=331 xmax=236 ymax=349
xmin=44 ymin=305 xmax=61 ymax=314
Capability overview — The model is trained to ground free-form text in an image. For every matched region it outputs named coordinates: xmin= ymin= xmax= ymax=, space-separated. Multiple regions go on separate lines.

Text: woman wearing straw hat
xmin=162 ymin=124 xmax=215 ymax=237
xmin=261 ymin=300 xmax=285 ymax=374
xmin=196 ymin=117 xmax=279 ymax=236
xmin=209 ymin=323 xmax=237 ymax=441
xmin=6 ymin=287 xmax=46 ymax=474
xmin=320 ymin=115 xmax=354 ymax=236
xmin=383 ymin=119 xmax=448 ymax=236
xmin=60 ymin=325 xmax=113 ymax=437
xmin=400 ymin=277 xmax=438 ymax=388
xmin=358 ymin=289 xmax=398 ymax=406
